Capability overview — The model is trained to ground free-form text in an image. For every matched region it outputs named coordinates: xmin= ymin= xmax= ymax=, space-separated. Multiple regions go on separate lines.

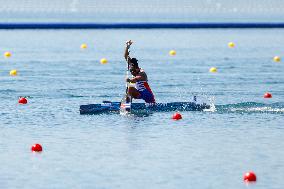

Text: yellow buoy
xmin=4 ymin=51 xmax=12 ymax=58
xmin=10 ymin=69 xmax=17 ymax=76
xmin=228 ymin=42 xmax=235 ymax=48
xmin=273 ymin=56 xmax=281 ymax=62
xmin=80 ymin=43 xmax=87 ymax=49
xmin=100 ymin=58 xmax=108 ymax=64
xmin=169 ymin=50 xmax=176 ymax=56
xmin=209 ymin=67 xmax=217 ymax=73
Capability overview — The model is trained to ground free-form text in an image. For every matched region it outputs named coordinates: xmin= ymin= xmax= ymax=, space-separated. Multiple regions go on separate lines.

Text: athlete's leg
xmin=140 ymin=90 xmax=156 ymax=103
xmin=128 ymin=87 xmax=141 ymax=99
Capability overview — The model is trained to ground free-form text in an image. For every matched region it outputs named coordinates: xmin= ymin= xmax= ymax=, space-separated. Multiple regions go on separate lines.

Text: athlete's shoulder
xmin=137 ymin=69 xmax=147 ymax=81
xmin=139 ymin=69 xmax=147 ymax=76
xmin=139 ymin=68 xmax=146 ymax=73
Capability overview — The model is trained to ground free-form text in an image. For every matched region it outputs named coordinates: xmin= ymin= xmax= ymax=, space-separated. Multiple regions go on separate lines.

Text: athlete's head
xmin=129 ymin=58 xmax=140 ymax=76
xmin=130 ymin=58 xmax=139 ymax=68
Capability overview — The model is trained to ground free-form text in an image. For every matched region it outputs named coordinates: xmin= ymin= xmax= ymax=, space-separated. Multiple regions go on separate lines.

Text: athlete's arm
xmin=127 ymin=72 xmax=146 ymax=83
xmin=124 ymin=40 xmax=133 ymax=63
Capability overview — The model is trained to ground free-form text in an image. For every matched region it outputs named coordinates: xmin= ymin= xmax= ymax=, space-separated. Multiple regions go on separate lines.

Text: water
xmin=0 ymin=0 xmax=284 ymax=23
xmin=0 ymin=29 xmax=284 ymax=189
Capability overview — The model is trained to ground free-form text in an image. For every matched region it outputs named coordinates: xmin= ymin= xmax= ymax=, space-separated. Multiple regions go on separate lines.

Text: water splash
xmin=203 ymin=96 xmax=216 ymax=112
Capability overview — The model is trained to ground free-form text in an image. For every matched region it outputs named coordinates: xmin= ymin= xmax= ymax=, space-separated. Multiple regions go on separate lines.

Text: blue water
xmin=1 ymin=0 xmax=284 ymax=23
xmin=0 ymin=29 xmax=284 ymax=189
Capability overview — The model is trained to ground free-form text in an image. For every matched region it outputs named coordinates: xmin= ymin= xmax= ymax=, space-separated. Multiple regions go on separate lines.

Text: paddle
xmin=120 ymin=40 xmax=133 ymax=113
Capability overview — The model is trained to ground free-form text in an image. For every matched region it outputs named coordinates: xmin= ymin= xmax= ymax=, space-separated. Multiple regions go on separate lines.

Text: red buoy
xmin=263 ymin=92 xmax=272 ymax=98
xmin=172 ymin=112 xmax=182 ymax=120
xmin=18 ymin=97 xmax=28 ymax=104
xmin=31 ymin=144 xmax=43 ymax=152
xmin=243 ymin=171 xmax=257 ymax=182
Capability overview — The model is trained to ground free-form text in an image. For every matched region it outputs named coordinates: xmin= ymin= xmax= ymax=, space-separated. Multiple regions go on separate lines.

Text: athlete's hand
xmin=126 ymin=78 xmax=131 ymax=82
xmin=126 ymin=40 xmax=133 ymax=48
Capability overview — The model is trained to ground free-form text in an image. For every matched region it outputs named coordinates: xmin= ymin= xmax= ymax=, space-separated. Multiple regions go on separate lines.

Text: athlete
xmin=124 ymin=40 xmax=155 ymax=103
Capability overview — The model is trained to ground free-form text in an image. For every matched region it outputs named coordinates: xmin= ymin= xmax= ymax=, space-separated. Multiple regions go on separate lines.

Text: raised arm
xmin=124 ymin=40 xmax=133 ymax=64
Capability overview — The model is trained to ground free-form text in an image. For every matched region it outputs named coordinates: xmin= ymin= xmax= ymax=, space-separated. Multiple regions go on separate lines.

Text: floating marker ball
xmin=209 ymin=67 xmax=217 ymax=73
xmin=264 ymin=92 xmax=272 ymax=98
xmin=18 ymin=97 xmax=28 ymax=104
xmin=10 ymin=69 xmax=17 ymax=76
xmin=100 ymin=58 xmax=108 ymax=64
xmin=228 ymin=42 xmax=235 ymax=48
xmin=80 ymin=43 xmax=87 ymax=49
xmin=243 ymin=171 xmax=257 ymax=182
xmin=172 ymin=112 xmax=182 ymax=120
xmin=273 ymin=56 xmax=281 ymax=62
xmin=4 ymin=51 xmax=12 ymax=58
xmin=31 ymin=144 xmax=43 ymax=152
xmin=169 ymin=50 xmax=176 ymax=56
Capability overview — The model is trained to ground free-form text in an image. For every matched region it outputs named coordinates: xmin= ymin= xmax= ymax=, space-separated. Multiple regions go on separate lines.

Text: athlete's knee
xmin=128 ymin=87 xmax=135 ymax=93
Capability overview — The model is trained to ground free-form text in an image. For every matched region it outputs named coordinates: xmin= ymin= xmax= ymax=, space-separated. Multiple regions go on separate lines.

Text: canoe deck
xmin=80 ymin=101 xmax=210 ymax=114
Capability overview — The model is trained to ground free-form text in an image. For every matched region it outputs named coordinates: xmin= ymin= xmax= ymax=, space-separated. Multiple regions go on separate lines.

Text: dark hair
xmin=130 ymin=58 xmax=139 ymax=68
